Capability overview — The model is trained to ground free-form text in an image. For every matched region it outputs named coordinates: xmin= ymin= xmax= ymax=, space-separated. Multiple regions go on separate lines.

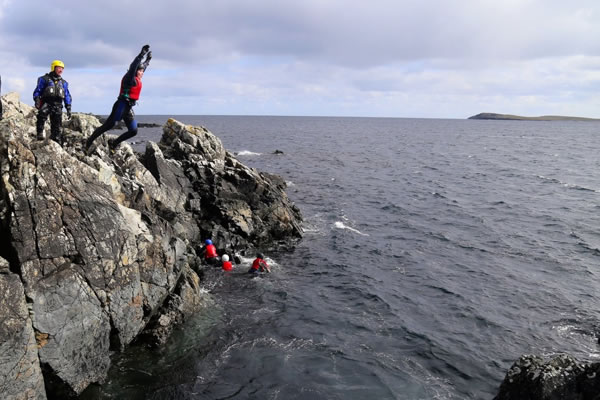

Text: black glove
xmin=34 ymin=97 xmax=41 ymax=109
xmin=146 ymin=51 xmax=152 ymax=61
xmin=140 ymin=44 xmax=150 ymax=56
xmin=66 ymin=106 xmax=72 ymax=119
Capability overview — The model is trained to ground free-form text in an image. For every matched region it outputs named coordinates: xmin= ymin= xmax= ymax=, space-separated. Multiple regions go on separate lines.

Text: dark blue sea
xmin=84 ymin=116 xmax=600 ymax=399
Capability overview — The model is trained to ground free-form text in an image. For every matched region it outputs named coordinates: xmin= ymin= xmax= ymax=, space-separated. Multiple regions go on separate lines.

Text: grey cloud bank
xmin=1 ymin=1 xmax=599 ymax=117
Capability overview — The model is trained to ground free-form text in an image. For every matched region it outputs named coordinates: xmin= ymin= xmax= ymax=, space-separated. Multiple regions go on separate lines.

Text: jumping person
xmin=85 ymin=44 xmax=151 ymax=152
xmin=248 ymin=253 xmax=270 ymax=274
xmin=33 ymin=60 xmax=72 ymax=145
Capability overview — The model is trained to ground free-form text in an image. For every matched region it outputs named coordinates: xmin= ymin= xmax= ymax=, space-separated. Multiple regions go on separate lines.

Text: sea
xmin=81 ymin=116 xmax=600 ymax=399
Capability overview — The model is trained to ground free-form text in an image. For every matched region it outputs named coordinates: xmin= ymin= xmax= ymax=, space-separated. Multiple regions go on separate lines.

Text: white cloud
xmin=1 ymin=1 xmax=600 ymax=117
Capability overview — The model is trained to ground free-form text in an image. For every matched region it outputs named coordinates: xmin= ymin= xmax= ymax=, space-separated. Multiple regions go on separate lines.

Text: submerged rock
xmin=0 ymin=92 xmax=302 ymax=398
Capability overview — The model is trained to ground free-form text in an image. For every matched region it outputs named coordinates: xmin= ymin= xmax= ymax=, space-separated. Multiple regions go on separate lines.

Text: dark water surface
xmin=84 ymin=116 xmax=600 ymax=399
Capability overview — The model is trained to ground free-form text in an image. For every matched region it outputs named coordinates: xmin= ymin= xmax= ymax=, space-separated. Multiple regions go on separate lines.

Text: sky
xmin=1 ymin=0 xmax=600 ymax=118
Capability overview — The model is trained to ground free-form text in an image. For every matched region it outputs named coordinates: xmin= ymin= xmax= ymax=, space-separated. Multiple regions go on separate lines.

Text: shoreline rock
xmin=494 ymin=354 xmax=600 ymax=399
xmin=0 ymin=92 xmax=302 ymax=398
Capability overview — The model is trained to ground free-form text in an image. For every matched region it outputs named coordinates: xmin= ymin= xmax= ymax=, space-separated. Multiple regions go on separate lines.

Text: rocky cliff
xmin=0 ymin=92 xmax=302 ymax=399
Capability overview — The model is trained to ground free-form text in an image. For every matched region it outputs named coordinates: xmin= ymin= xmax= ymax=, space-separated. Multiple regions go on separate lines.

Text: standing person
xmin=85 ymin=45 xmax=151 ymax=152
xmin=203 ymin=239 xmax=219 ymax=266
xmin=222 ymin=254 xmax=233 ymax=271
xmin=33 ymin=60 xmax=72 ymax=145
xmin=248 ymin=253 xmax=270 ymax=274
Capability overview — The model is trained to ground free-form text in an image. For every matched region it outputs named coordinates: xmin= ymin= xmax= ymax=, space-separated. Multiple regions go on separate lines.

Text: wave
xmin=570 ymin=231 xmax=600 ymax=256
xmin=302 ymin=225 xmax=321 ymax=234
xmin=535 ymin=175 xmax=599 ymax=192
xmin=333 ymin=221 xmax=369 ymax=236
xmin=235 ymin=150 xmax=262 ymax=156
xmin=550 ymin=319 xmax=600 ymax=359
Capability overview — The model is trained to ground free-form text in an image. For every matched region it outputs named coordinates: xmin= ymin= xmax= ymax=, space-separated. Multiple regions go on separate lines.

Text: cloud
xmin=1 ymin=1 xmax=600 ymax=117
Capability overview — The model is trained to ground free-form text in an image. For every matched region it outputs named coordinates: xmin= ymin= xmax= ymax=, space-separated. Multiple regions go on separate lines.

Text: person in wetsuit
xmin=221 ymin=254 xmax=233 ymax=271
xmin=85 ymin=44 xmax=151 ymax=152
xmin=33 ymin=60 xmax=72 ymax=145
xmin=248 ymin=253 xmax=270 ymax=274
xmin=203 ymin=239 xmax=220 ymax=266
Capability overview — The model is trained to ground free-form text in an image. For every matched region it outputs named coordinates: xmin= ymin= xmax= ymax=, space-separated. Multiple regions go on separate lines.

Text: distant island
xmin=468 ymin=112 xmax=600 ymax=121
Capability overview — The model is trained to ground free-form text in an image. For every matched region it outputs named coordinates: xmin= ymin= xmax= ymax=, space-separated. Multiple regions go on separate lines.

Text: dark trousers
xmin=206 ymin=257 xmax=220 ymax=266
xmin=87 ymin=98 xmax=138 ymax=147
xmin=36 ymin=102 xmax=63 ymax=143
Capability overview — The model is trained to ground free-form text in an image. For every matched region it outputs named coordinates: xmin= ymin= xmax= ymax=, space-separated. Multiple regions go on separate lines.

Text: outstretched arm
xmin=140 ymin=51 xmax=152 ymax=71
xmin=260 ymin=260 xmax=271 ymax=273
xmin=122 ymin=45 xmax=150 ymax=86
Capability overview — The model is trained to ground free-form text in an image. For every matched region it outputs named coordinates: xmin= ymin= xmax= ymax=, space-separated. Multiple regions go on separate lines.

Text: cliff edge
xmin=0 ymin=92 xmax=302 ymax=399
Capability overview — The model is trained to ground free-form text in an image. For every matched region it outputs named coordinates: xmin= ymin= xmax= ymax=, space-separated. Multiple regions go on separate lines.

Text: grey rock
xmin=137 ymin=264 xmax=212 ymax=348
xmin=494 ymin=354 xmax=600 ymax=400
xmin=0 ymin=93 xmax=302 ymax=397
xmin=0 ymin=257 xmax=47 ymax=400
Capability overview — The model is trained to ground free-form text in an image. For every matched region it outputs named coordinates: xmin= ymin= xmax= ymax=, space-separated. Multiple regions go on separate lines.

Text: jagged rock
xmin=494 ymin=354 xmax=600 ymax=400
xmin=156 ymin=118 xmax=302 ymax=250
xmin=0 ymin=257 xmax=47 ymax=400
xmin=0 ymin=92 xmax=36 ymax=121
xmin=0 ymin=92 xmax=302 ymax=397
xmin=136 ymin=264 xmax=212 ymax=348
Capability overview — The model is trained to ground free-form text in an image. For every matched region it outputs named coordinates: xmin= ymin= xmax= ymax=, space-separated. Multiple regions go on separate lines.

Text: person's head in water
xmin=205 ymin=239 xmax=213 ymax=245
xmin=222 ymin=254 xmax=229 ymax=262
xmin=257 ymin=253 xmax=264 ymax=259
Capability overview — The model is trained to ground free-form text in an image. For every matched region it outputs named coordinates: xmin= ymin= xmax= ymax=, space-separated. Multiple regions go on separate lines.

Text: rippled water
xmin=83 ymin=116 xmax=600 ymax=399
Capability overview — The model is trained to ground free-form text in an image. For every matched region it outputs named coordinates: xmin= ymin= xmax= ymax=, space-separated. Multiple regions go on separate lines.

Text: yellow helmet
xmin=50 ymin=60 xmax=65 ymax=72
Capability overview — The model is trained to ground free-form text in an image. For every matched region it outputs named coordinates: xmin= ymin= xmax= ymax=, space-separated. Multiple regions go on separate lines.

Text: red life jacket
xmin=120 ymin=76 xmax=142 ymax=100
xmin=251 ymin=258 xmax=267 ymax=271
xmin=222 ymin=261 xmax=233 ymax=271
xmin=205 ymin=244 xmax=218 ymax=259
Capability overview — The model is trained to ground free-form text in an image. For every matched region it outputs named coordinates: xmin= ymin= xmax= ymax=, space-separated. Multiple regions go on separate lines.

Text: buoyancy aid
xmin=222 ymin=261 xmax=233 ymax=271
xmin=42 ymin=74 xmax=66 ymax=99
xmin=120 ymin=76 xmax=142 ymax=101
xmin=251 ymin=258 xmax=267 ymax=271
xmin=205 ymin=244 xmax=218 ymax=259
